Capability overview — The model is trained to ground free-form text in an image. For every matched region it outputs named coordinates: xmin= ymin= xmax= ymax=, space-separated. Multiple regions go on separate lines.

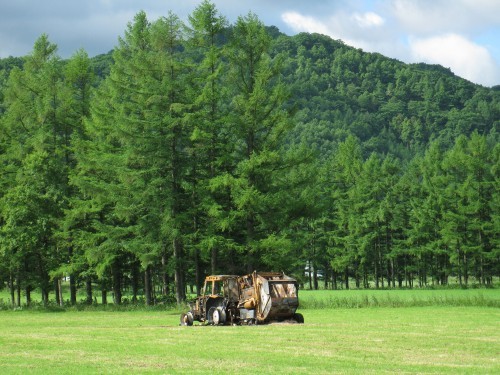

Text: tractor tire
xmin=207 ymin=307 xmax=216 ymax=324
xmin=216 ymin=307 xmax=227 ymax=325
xmin=293 ymin=313 xmax=304 ymax=324
xmin=180 ymin=312 xmax=194 ymax=326
xmin=211 ymin=307 xmax=226 ymax=325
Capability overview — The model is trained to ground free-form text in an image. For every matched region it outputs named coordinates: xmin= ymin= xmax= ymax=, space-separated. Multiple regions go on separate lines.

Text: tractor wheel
xmin=217 ymin=307 xmax=227 ymax=325
xmin=212 ymin=307 xmax=226 ymax=325
xmin=180 ymin=312 xmax=193 ymax=326
xmin=293 ymin=313 xmax=304 ymax=324
xmin=207 ymin=307 xmax=216 ymax=324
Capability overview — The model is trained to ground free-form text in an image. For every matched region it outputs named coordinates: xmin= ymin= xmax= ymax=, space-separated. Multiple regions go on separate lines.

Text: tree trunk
xmin=36 ymin=244 xmax=50 ymax=305
xmin=101 ymin=288 xmax=107 ymax=305
xmin=54 ymin=278 xmax=61 ymax=305
xmin=112 ymin=261 xmax=122 ymax=305
xmin=41 ymin=287 xmax=49 ymax=305
xmin=131 ymin=262 xmax=139 ymax=303
xmin=323 ymin=267 xmax=328 ymax=290
xmin=463 ymin=252 xmax=468 ymax=286
xmin=390 ymin=259 xmax=395 ymax=288
xmin=161 ymin=253 xmax=169 ymax=296
xmin=404 ymin=256 xmax=408 ymax=287
xmin=68 ymin=244 xmax=77 ymax=305
xmin=16 ymin=275 xmax=21 ymax=307
xmin=9 ymin=273 xmax=15 ymax=307
xmin=195 ymin=250 xmax=201 ymax=296
xmin=173 ymin=237 xmax=185 ymax=304
xmin=397 ymin=259 xmax=403 ymax=287
xmin=86 ymin=277 xmax=93 ymax=305
xmin=363 ymin=268 xmax=369 ymax=289
xmin=58 ymin=279 xmax=64 ymax=306
xmin=26 ymin=285 xmax=31 ymax=306
xmin=457 ymin=250 xmax=463 ymax=287
xmin=70 ymin=274 xmax=77 ymax=305
xmin=144 ymin=266 xmax=152 ymax=306
xmin=480 ymin=255 xmax=485 ymax=285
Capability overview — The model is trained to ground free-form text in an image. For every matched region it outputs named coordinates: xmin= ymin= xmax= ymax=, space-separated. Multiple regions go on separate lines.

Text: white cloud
xmin=391 ymin=0 xmax=500 ymax=35
xmin=281 ymin=4 xmax=500 ymax=87
xmin=282 ymin=10 xmax=388 ymax=47
xmin=351 ymin=12 xmax=385 ymax=28
xmin=281 ymin=11 xmax=331 ymax=35
xmin=410 ymin=33 xmax=500 ymax=86
xmin=1 ymin=0 xmax=498 ymax=86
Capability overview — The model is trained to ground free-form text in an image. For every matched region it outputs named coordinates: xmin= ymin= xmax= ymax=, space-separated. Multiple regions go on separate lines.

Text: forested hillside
xmin=277 ymin=33 xmax=498 ymax=159
xmin=0 ymin=1 xmax=498 ymax=306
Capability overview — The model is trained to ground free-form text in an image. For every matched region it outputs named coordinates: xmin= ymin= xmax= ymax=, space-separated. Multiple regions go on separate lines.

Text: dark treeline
xmin=0 ymin=1 xmax=498 ymax=307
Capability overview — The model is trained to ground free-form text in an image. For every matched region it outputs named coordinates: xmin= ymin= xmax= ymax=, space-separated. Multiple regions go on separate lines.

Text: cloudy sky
xmin=1 ymin=0 xmax=499 ymax=87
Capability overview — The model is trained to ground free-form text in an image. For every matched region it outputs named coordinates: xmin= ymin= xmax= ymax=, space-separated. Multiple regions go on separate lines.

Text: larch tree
xmin=0 ymin=35 xmax=70 ymax=305
xmin=216 ymin=12 xmax=300 ymax=272
xmin=187 ymin=0 xmax=229 ymax=283
xmin=407 ymin=142 xmax=447 ymax=286
xmin=57 ymin=48 xmax=95 ymax=305
xmin=440 ymin=133 xmax=497 ymax=286
xmin=74 ymin=11 xmax=192 ymax=304
xmin=328 ymin=135 xmax=363 ymax=289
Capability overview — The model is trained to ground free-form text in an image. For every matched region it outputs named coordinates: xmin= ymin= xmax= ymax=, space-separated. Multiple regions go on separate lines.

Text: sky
xmin=0 ymin=0 xmax=499 ymax=87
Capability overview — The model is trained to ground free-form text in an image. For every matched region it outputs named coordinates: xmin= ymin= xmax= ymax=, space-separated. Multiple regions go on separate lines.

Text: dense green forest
xmin=0 ymin=1 xmax=498 ymax=306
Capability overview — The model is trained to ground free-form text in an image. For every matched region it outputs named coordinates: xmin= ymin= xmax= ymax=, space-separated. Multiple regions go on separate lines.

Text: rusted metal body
xmin=180 ymin=271 xmax=303 ymax=326
xmin=180 ymin=275 xmax=240 ymax=326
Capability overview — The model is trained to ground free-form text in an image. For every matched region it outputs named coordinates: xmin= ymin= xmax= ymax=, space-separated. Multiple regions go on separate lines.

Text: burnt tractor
xmin=180 ymin=271 xmax=304 ymax=326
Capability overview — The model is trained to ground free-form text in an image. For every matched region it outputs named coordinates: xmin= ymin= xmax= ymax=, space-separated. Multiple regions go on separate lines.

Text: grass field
xmin=299 ymin=288 xmax=500 ymax=308
xmin=2 ymin=285 xmax=499 ymax=309
xmin=0 ymin=292 xmax=498 ymax=374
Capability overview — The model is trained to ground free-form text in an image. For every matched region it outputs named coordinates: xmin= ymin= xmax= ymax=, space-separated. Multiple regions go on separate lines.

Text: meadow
xmin=0 ymin=289 xmax=498 ymax=374
xmin=299 ymin=288 xmax=500 ymax=308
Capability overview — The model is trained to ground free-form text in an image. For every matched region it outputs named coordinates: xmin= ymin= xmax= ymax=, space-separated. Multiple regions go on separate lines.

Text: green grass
xmin=299 ymin=288 xmax=500 ymax=308
xmin=2 ymin=285 xmax=499 ymax=309
xmin=0 ymin=305 xmax=498 ymax=374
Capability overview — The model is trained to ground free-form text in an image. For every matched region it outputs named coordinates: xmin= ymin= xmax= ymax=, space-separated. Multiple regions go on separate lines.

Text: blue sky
xmin=0 ymin=0 xmax=498 ymax=86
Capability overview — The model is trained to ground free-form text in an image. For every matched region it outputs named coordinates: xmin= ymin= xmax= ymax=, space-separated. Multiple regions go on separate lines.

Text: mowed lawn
xmin=0 ymin=304 xmax=498 ymax=374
